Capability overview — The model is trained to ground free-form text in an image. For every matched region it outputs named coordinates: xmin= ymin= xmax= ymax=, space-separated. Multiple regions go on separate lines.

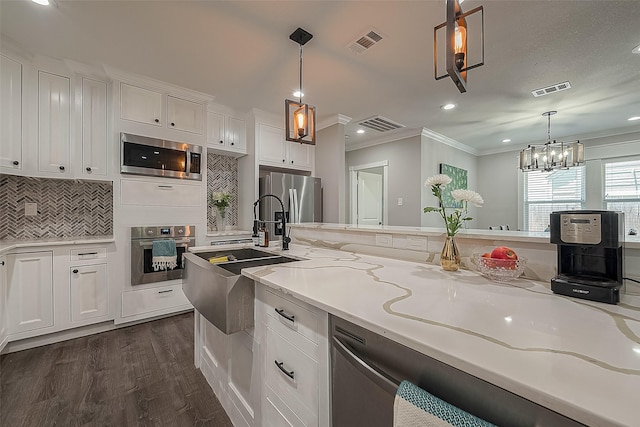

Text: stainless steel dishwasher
xmin=330 ymin=315 xmax=584 ymax=427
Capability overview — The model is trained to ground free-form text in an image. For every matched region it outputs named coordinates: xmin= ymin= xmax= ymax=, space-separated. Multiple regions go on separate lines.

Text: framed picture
xmin=439 ymin=163 xmax=467 ymax=208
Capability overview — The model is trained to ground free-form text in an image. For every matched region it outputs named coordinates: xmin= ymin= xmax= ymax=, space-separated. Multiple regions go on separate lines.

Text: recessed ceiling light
xmin=628 ymin=116 xmax=640 ymax=121
xmin=356 ymin=129 xmax=365 ymax=134
xmin=293 ymin=91 xmax=304 ymax=98
xmin=32 ymin=0 xmax=50 ymax=5
xmin=632 ymin=44 xmax=640 ymax=54
xmin=441 ymin=103 xmax=456 ymax=110
xmin=502 ymin=139 xmax=511 ymax=143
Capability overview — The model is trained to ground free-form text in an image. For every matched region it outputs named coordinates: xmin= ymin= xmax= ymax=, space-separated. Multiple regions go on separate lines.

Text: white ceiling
xmin=2 ymin=0 xmax=639 ymax=154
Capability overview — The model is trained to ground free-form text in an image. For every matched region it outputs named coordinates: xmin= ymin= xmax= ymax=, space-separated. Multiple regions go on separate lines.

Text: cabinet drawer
xmin=70 ymin=247 xmax=107 ymax=261
xmin=121 ymin=284 xmax=191 ymax=318
xmin=266 ymin=328 xmax=317 ymax=426
xmin=263 ymin=288 xmax=319 ymax=348
xmin=120 ymin=178 xmax=201 ymax=207
xmin=264 ymin=385 xmax=307 ymax=427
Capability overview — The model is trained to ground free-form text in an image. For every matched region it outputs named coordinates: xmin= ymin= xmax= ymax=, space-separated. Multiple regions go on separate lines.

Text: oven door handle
xmin=138 ymin=239 xmax=193 ymax=247
xmin=332 ymin=336 xmax=399 ymax=395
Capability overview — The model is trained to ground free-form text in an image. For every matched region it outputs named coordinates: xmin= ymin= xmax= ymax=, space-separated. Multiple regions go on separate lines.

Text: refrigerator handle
xmin=288 ymin=189 xmax=296 ymax=224
xmin=293 ymin=189 xmax=300 ymax=224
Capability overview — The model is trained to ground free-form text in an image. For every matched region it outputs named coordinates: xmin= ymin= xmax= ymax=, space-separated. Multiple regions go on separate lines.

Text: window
xmin=523 ymin=167 xmax=585 ymax=231
xmin=604 ymin=159 xmax=640 ymax=233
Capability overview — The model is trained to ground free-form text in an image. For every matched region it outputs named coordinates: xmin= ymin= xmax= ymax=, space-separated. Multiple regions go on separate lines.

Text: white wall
xmin=316 ymin=123 xmax=346 ymax=223
xmin=476 ymin=151 xmax=520 ymax=229
xmin=420 ymin=134 xmax=479 ymax=228
xmin=346 ymin=135 xmax=422 ymax=226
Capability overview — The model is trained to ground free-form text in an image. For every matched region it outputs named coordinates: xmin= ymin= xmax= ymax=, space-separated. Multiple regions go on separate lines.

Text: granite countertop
xmin=240 ymin=243 xmax=640 ymax=427
xmin=0 ymin=236 xmax=115 ymax=254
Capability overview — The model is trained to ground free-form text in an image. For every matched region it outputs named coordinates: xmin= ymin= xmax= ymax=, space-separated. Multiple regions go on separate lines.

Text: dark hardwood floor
xmin=0 ymin=312 xmax=234 ymax=427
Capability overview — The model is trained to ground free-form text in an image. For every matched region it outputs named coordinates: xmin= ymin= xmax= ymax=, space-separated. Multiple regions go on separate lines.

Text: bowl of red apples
xmin=472 ymin=246 xmax=527 ymax=282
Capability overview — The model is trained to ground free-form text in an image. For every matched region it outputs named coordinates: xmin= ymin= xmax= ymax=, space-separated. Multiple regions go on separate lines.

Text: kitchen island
xmin=236 ymin=235 xmax=640 ymax=427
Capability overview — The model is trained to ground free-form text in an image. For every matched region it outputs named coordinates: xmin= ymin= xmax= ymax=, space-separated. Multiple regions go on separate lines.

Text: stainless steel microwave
xmin=120 ymin=133 xmax=202 ymax=181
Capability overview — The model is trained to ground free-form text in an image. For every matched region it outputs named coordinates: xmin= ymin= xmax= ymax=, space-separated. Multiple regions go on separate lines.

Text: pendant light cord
xmin=299 ymin=43 xmax=303 ymax=104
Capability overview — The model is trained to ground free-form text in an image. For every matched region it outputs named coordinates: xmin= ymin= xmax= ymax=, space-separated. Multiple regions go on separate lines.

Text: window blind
xmin=524 ymin=167 xmax=585 ymax=231
xmin=604 ymin=159 xmax=640 ymax=231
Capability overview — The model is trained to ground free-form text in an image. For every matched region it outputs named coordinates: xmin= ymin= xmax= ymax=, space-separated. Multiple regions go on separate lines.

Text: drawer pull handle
xmin=0 ymin=261 xmax=4 ymax=266
xmin=275 ymin=360 xmax=295 ymax=380
xmin=275 ymin=308 xmax=295 ymax=322
xmin=158 ymin=185 xmax=173 ymax=189
xmin=78 ymin=252 xmax=98 ymax=256
xmin=158 ymin=289 xmax=174 ymax=294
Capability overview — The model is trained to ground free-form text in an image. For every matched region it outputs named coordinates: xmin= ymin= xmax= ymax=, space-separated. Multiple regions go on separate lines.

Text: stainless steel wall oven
xmin=131 ymin=225 xmax=195 ymax=285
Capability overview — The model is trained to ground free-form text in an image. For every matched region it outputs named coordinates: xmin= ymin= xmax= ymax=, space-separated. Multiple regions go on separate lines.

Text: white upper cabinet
xmin=258 ymin=122 xmax=313 ymax=171
xmin=81 ymin=77 xmax=108 ymax=178
xmin=120 ymin=82 xmax=162 ymax=126
xmin=120 ymin=82 xmax=205 ymax=135
xmin=38 ymin=71 xmax=71 ymax=175
xmin=207 ymin=111 xmax=225 ymax=147
xmin=167 ymin=95 xmax=203 ymax=134
xmin=226 ymin=116 xmax=246 ymax=152
xmin=0 ymin=54 xmax=23 ymax=171
xmin=206 ymin=110 xmax=246 ymax=155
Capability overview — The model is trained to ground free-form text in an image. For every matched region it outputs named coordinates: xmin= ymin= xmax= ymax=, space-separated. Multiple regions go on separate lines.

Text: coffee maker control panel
xmin=560 ymin=213 xmax=602 ymax=245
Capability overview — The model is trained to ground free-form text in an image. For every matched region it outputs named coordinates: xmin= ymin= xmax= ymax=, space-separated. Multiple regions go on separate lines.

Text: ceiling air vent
xmin=347 ymin=28 xmax=385 ymax=55
xmin=357 ymin=116 xmax=405 ymax=132
xmin=531 ymin=81 xmax=572 ymax=97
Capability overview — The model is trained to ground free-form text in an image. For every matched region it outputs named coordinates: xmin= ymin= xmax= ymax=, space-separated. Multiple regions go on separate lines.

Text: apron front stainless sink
xmin=183 ymin=249 xmax=299 ymax=334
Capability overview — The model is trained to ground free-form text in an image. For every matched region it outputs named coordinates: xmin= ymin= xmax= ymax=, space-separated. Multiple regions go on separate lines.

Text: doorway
xmin=349 ymin=161 xmax=388 ymax=225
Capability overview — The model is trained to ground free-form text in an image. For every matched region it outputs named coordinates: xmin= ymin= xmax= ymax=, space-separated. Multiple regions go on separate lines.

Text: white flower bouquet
xmin=423 ymin=174 xmax=483 ymax=237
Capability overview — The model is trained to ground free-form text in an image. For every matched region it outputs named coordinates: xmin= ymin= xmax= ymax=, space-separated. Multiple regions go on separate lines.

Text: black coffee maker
xmin=550 ymin=210 xmax=624 ymax=304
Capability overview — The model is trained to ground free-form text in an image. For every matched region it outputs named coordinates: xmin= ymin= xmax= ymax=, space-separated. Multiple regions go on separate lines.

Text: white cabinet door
xmin=38 ymin=71 xmax=70 ymax=175
xmin=6 ymin=252 xmax=54 ymax=334
xmin=0 ymin=255 xmax=7 ymax=352
xmin=167 ymin=95 xmax=204 ymax=134
xmin=207 ymin=111 xmax=226 ymax=148
xmin=81 ymin=77 xmax=108 ymax=177
xmin=69 ymin=263 xmax=108 ymax=322
xmin=259 ymin=123 xmax=288 ymax=166
xmin=226 ymin=116 xmax=246 ymax=152
xmin=0 ymin=54 xmax=23 ymax=171
xmin=287 ymin=142 xmax=313 ymax=170
xmin=120 ymin=82 xmax=162 ymax=126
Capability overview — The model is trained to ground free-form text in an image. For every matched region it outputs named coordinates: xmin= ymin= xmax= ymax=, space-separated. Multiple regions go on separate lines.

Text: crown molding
xmin=477 ymin=127 xmax=640 ymax=156
xmin=104 ymin=65 xmax=214 ymax=103
xmin=420 ymin=128 xmax=478 ymax=156
xmin=317 ymin=114 xmax=352 ymax=131
xmin=345 ymin=127 xmax=422 ymax=152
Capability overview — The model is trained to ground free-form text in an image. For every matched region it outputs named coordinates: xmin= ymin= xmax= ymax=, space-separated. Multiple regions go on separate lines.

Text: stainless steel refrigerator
xmin=258 ymin=172 xmax=322 ymax=237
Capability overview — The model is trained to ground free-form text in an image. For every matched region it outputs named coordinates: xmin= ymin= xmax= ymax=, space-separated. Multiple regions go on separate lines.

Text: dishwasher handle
xmin=332 ymin=336 xmax=399 ymax=395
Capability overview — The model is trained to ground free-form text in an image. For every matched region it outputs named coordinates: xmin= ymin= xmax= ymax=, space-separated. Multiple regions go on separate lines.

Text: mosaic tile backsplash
xmin=207 ymin=153 xmax=239 ymax=230
xmin=0 ymin=175 xmax=113 ymax=240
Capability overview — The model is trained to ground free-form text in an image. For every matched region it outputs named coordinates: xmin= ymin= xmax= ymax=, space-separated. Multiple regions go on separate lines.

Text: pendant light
xmin=285 ymin=27 xmax=316 ymax=145
xmin=434 ymin=0 xmax=484 ymax=93
xmin=519 ymin=111 xmax=585 ymax=172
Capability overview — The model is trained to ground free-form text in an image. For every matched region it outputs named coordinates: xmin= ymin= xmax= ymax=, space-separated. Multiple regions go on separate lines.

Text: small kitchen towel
xmin=393 ymin=381 xmax=496 ymax=427
xmin=151 ymin=239 xmax=178 ymax=271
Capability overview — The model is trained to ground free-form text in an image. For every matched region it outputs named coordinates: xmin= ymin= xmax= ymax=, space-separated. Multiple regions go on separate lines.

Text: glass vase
xmin=215 ymin=208 xmax=227 ymax=232
xmin=440 ymin=236 xmax=460 ymax=271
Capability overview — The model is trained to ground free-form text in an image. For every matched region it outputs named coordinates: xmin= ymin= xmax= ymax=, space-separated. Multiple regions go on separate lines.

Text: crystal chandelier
xmin=519 ymin=111 xmax=584 ymax=172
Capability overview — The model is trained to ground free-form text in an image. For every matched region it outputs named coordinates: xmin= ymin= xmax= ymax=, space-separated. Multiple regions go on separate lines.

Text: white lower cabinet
xmin=257 ymin=286 xmax=329 ymax=427
xmin=3 ymin=244 xmax=114 ymax=348
xmin=195 ymin=284 xmax=329 ymax=427
xmin=0 ymin=255 xmax=9 ymax=352
xmin=6 ymin=251 xmax=54 ymax=335
xmin=121 ymin=284 xmax=191 ymax=320
xmin=69 ymin=263 xmax=108 ymax=322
